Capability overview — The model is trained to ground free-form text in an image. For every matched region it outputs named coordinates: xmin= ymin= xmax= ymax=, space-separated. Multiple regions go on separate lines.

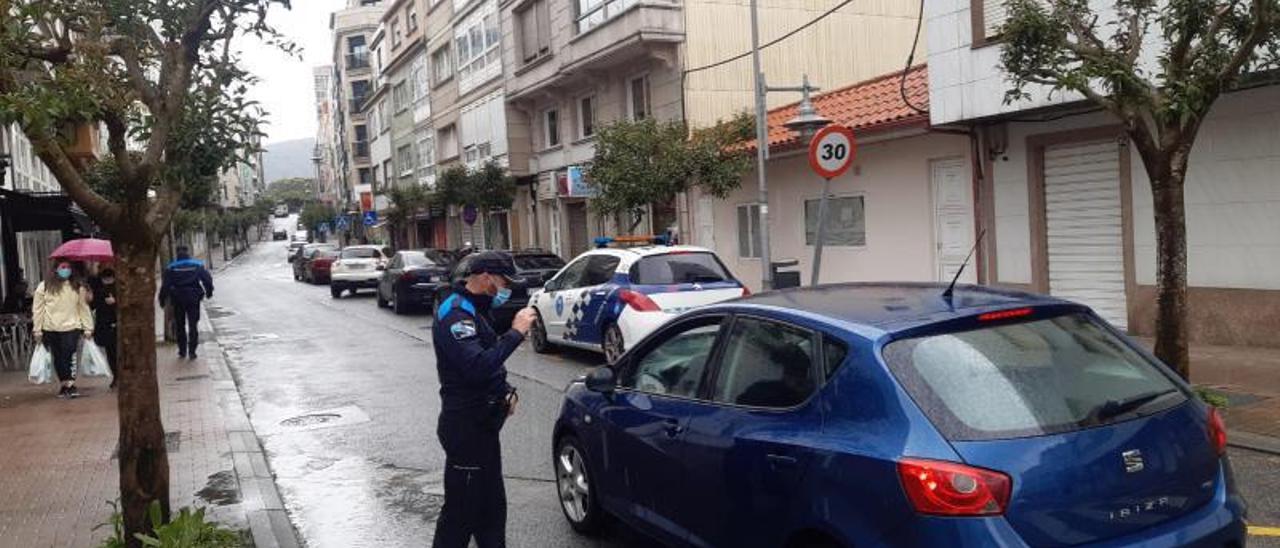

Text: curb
xmin=1228 ymin=430 xmax=1280 ymax=456
xmin=202 ymin=313 xmax=301 ymax=548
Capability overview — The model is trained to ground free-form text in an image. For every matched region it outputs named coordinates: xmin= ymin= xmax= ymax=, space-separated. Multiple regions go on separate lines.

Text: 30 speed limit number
xmin=808 ymin=125 xmax=857 ymax=180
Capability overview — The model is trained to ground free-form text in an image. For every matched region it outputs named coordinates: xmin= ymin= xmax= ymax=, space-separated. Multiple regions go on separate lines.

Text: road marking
xmin=1251 ymin=525 xmax=1280 ymax=537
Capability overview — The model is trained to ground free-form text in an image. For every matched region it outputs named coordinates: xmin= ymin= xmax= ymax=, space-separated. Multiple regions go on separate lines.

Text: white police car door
xmin=542 ymin=257 xmax=590 ymax=340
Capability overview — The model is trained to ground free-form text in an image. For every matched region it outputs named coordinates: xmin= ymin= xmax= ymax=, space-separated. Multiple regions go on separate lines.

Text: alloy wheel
xmin=557 ymin=444 xmax=590 ymax=524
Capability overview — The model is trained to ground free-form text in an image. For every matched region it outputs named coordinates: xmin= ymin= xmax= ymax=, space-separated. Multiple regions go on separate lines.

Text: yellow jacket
xmin=33 ymin=281 xmax=93 ymax=335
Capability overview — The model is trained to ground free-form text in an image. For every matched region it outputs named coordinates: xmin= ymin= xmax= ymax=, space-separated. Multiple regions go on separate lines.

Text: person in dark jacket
xmin=159 ymin=246 xmax=214 ymax=359
xmin=431 ymin=251 xmax=535 ymax=548
xmin=88 ymin=268 xmax=119 ymax=388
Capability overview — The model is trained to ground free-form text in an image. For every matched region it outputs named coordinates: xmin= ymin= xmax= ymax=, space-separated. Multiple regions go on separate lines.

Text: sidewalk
xmin=1137 ymin=338 xmax=1280 ymax=453
xmin=0 ymin=330 xmax=298 ymax=546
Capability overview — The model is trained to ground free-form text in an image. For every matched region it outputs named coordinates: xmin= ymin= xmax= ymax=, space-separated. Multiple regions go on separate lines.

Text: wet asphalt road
xmin=211 ymin=240 xmax=633 ymax=548
xmin=211 ymin=239 xmax=1280 ymax=548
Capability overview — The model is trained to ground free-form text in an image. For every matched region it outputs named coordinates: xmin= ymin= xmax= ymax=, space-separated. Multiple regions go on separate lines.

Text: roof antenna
xmin=942 ymin=229 xmax=986 ymax=303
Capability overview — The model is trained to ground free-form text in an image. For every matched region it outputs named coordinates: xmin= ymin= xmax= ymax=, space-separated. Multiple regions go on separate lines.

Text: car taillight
xmin=618 ymin=289 xmax=661 ymax=312
xmin=897 ymin=458 xmax=1011 ymax=516
xmin=977 ymin=307 xmax=1034 ymax=322
xmin=740 ymin=286 xmax=752 ymax=296
xmin=1208 ymin=407 xmax=1227 ymax=456
xmin=400 ymin=271 xmax=417 ymax=282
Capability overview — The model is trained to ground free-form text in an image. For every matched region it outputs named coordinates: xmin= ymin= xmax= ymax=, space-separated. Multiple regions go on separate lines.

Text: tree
xmin=998 ymin=0 xmax=1280 ymax=379
xmin=0 ymin=1 xmax=289 ymax=544
xmin=382 ymin=184 xmax=431 ymax=249
xmin=299 ymin=200 xmax=336 ymax=241
xmin=265 ymin=176 xmax=316 ymax=209
xmin=588 ymin=113 xmax=753 ymax=223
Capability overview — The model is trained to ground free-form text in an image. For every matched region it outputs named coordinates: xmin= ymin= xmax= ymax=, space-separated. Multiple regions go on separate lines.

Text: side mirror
xmin=585 ymin=367 xmax=616 ymax=394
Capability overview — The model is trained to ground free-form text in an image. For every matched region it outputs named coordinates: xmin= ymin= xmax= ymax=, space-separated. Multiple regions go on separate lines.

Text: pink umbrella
xmin=49 ymin=238 xmax=114 ymax=262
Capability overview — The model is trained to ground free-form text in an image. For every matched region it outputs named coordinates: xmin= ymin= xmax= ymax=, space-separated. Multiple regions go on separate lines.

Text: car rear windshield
xmin=881 ymin=313 xmax=1186 ymax=441
xmin=341 ymin=248 xmax=379 ymax=259
xmin=404 ymin=251 xmax=446 ymax=267
xmin=514 ymin=255 xmax=565 ymax=270
xmin=630 ymin=252 xmax=732 ymax=285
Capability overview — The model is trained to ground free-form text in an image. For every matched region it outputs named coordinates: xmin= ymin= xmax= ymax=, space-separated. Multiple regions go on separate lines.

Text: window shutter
xmin=520 ymin=8 xmax=537 ymax=62
xmin=983 ymin=0 xmax=1007 ymax=38
xmin=536 ymin=0 xmax=551 ymax=54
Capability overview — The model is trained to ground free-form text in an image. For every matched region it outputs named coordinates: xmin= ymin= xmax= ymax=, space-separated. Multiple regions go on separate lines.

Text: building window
xmin=397 ymin=144 xmax=416 ymax=179
xmin=518 ymin=0 xmax=552 ymax=64
xmin=377 ymin=98 xmax=389 ymax=132
xmin=576 ymin=0 xmax=638 ymax=34
xmin=460 ymin=92 xmax=506 ymax=166
xmin=407 ymin=5 xmax=419 ymax=32
xmin=544 ymin=108 xmax=560 ymax=148
xmin=432 ymin=45 xmax=452 ymax=84
xmin=358 ymin=167 xmax=373 ymax=185
xmin=804 ymin=195 xmax=866 ymax=246
xmin=454 ymin=4 xmax=501 ymax=87
xmin=346 ymin=35 xmax=370 ymax=69
xmin=350 ymin=80 xmax=371 ymax=110
xmin=628 ymin=75 xmax=650 ymax=120
xmin=412 ymin=56 xmax=430 ymax=102
xmin=578 ymin=94 xmax=596 ymax=138
xmin=736 ymin=203 xmax=761 ymax=258
xmin=391 ymin=18 xmax=402 ymax=48
xmin=393 ymin=81 xmax=410 ymax=112
xmin=438 ymin=124 xmax=459 ymax=159
xmin=417 ymin=132 xmax=436 ymax=181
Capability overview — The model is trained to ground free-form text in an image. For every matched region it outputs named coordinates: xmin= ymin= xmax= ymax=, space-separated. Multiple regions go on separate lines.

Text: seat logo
xmin=1122 ymin=449 xmax=1144 ymax=473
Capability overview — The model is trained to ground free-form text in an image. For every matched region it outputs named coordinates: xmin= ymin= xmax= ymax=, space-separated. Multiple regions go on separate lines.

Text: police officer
xmin=432 ymin=251 xmax=535 ymax=548
xmin=158 ymin=245 xmax=214 ymax=359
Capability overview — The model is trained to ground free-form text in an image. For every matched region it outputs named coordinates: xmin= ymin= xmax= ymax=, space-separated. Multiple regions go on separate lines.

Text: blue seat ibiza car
xmin=551 ymin=283 xmax=1246 ymax=548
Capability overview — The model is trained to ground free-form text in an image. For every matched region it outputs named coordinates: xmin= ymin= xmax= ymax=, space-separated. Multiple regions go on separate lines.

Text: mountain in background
xmin=263 ymin=137 xmax=316 ymax=184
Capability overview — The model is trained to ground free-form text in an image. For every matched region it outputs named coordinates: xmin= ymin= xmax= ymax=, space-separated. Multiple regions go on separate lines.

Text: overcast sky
xmin=242 ymin=0 xmax=347 ymax=145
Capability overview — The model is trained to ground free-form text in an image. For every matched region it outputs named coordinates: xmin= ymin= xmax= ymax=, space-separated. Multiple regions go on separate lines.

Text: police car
xmin=528 ymin=238 xmax=747 ymax=363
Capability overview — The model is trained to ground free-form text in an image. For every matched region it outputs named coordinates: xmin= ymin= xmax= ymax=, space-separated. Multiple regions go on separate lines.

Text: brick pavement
xmin=0 ymin=330 xmax=297 ymax=547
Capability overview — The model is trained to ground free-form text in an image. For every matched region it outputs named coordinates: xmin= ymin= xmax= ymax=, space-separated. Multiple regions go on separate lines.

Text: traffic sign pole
xmin=811 ymin=177 xmax=832 ymax=286
xmin=806 ymin=124 xmax=856 ymax=286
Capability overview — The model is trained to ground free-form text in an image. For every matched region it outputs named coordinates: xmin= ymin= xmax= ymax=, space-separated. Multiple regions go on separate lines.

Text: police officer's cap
xmin=467 ymin=251 xmax=518 ymax=282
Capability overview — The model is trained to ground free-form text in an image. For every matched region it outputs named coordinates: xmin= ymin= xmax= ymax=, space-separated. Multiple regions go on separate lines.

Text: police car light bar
xmin=593 ymin=234 xmax=672 ymax=248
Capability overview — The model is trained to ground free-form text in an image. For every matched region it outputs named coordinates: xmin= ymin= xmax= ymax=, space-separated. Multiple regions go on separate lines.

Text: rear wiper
xmin=1088 ymin=389 xmax=1179 ymax=423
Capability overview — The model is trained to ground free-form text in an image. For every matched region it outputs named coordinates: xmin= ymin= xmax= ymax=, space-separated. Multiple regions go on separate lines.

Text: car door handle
xmin=766 ymin=454 xmax=797 ymax=469
xmin=662 ymin=418 xmax=684 ymax=437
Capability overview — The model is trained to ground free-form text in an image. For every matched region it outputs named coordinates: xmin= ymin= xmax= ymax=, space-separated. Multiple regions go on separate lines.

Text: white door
xmin=932 ymin=158 xmax=976 ymax=283
xmin=1044 ymin=140 xmax=1127 ymax=330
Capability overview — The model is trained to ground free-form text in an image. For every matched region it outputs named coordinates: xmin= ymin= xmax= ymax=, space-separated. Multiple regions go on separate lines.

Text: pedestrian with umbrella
xmin=36 ymin=238 xmax=113 ymax=397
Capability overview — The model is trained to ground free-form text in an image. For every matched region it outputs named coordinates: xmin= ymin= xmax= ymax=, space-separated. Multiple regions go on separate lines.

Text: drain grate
xmin=280 ymin=413 xmax=343 ymax=428
xmin=175 ymin=374 xmax=210 ymax=382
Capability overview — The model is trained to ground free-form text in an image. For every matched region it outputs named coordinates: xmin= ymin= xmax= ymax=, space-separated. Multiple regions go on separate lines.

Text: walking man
xmin=159 ymin=246 xmax=214 ymax=359
xmin=431 ymin=251 xmax=535 ymax=548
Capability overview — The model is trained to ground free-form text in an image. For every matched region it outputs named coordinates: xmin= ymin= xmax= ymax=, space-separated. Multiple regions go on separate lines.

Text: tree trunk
xmin=1150 ymin=164 xmax=1191 ymax=380
xmin=114 ymin=238 xmax=172 ymax=547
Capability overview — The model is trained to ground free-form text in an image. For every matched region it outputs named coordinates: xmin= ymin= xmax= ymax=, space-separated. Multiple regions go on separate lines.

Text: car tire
xmin=330 ymin=286 xmax=342 ymax=299
xmin=376 ymin=289 xmax=389 ymax=308
xmin=555 ymin=435 xmax=605 ymax=535
xmin=530 ymin=312 xmax=554 ymax=354
xmin=392 ymin=289 xmax=408 ymax=315
xmin=602 ymin=324 xmax=625 ymax=365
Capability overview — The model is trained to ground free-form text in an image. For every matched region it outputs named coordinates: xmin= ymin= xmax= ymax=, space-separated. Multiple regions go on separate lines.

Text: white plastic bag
xmin=79 ymin=341 xmax=113 ymax=379
xmin=27 ymin=346 xmax=53 ymax=384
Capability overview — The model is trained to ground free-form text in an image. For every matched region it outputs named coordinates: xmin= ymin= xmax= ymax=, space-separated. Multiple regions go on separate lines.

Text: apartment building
xmin=925 ymin=0 xmax=1280 ymax=346
xmin=0 ymin=124 xmax=74 ymax=294
xmin=367 ymin=25 xmax=393 ymax=211
xmin=216 ymin=140 xmax=265 ymax=209
xmin=313 ymin=66 xmax=342 ymax=205
xmin=500 ymin=0 xmax=927 ymax=259
xmin=331 ymin=0 xmax=385 ymax=213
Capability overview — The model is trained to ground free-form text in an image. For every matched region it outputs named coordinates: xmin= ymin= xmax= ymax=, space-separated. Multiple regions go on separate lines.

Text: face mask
xmin=102 ymin=278 xmax=115 ymax=285
xmin=491 ymin=276 xmax=513 ymax=307
xmin=56 ymin=268 xmax=72 ymax=280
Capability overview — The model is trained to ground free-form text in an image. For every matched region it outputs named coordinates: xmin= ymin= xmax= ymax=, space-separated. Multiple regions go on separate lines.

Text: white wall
xmin=1130 ymin=85 xmax=1280 ymax=290
xmin=709 ymin=133 xmax=971 ymax=291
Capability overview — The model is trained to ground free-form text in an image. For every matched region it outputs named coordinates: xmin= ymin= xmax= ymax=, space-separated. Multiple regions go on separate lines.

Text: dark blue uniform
xmin=432 ymin=286 xmax=523 ymax=548
xmin=159 ymin=257 xmax=213 ymax=357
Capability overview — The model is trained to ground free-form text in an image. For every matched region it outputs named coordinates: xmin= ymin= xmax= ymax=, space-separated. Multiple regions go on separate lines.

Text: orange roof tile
xmin=752 ymin=65 xmax=930 ymax=152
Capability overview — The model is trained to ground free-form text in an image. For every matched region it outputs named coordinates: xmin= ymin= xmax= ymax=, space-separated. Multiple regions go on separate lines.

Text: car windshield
xmin=631 ymin=252 xmax=731 ymax=284
xmin=341 ymin=248 xmax=379 ymax=259
xmin=881 ymin=313 xmax=1186 ymax=441
xmin=316 ymin=250 xmax=339 ymax=259
xmin=514 ymin=255 xmax=565 ymax=270
xmin=403 ymin=251 xmax=445 ymax=267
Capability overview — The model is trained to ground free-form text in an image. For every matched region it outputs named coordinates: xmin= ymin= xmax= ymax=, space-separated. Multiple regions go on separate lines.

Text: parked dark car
xmin=435 ymin=251 xmax=529 ymax=332
xmin=272 ymin=229 xmax=288 ymax=241
xmin=376 ymin=249 xmax=452 ymax=315
xmin=510 ymin=249 xmax=566 ymax=288
xmin=292 ymin=244 xmax=338 ymax=282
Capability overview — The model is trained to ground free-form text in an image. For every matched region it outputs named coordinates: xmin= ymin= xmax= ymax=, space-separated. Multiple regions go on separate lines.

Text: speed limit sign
xmin=808 ymin=124 xmax=856 ymax=180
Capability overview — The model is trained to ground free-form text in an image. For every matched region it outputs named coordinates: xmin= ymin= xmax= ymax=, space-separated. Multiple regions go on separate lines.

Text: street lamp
xmin=782 ymin=76 xmax=831 ymax=140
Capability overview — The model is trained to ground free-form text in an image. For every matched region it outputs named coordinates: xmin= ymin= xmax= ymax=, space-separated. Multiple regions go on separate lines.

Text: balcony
xmin=350 ymin=96 xmax=370 ymax=114
xmin=346 ymin=51 xmax=371 ymax=70
xmin=353 ymin=141 xmax=370 ymax=160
